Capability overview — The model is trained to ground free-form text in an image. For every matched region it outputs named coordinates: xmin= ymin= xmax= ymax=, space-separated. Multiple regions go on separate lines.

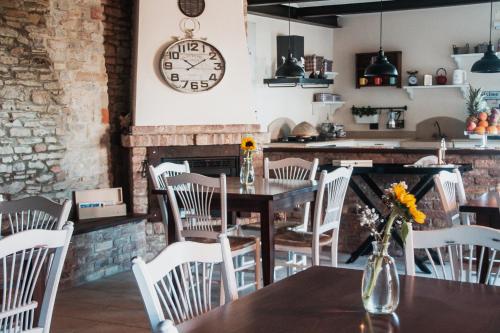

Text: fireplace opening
xmin=161 ymin=156 xmax=240 ymax=177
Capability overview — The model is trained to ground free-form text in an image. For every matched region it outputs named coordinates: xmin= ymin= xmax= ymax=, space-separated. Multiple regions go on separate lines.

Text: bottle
xmin=438 ymin=138 xmax=447 ymax=165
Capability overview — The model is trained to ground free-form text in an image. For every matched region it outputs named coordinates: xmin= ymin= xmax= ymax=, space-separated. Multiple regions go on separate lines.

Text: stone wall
xmin=0 ymin=0 xmax=117 ymax=200
xmin=264 ymin=149 xmax=500 ymax=254
xmin=61 ymin=220 xmax=147 ymax=288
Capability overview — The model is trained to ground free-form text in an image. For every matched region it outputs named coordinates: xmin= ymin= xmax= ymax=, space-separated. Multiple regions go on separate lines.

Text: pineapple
xmin=466 ymin=85 xmax=487 ymax=117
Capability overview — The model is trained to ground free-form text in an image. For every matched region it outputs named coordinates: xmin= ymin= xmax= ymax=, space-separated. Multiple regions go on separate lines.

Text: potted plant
xmin=352 ymin=106 xmax=379 ymax=124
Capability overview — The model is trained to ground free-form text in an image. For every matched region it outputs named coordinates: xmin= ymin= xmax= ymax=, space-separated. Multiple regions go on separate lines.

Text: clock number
xmin=201 ymin=81 xmax=209 ymax=88
xmin=169 ymin=52 xmax=180 ymax=59
xmin=189 ymin=42 xmax=199 ymax=51
xmin=191 ymin=82 xmax=199 ymax=90
xmin=177 ymin=44 xmax=186 ymax=53
xmin=171 ymin=73 xmax=179 ymax=82
xmin=163 ymin=62 xmax=172 ymax=70
xmin=214 ymin=63 xmax=222 ymax=70
xmin=181 ymin=81 xmax=189 ymax=88
xmin=209 ymin=52 xmax=217 ymax=60
xmin=209 ymin=74 xmax=217 ymax=81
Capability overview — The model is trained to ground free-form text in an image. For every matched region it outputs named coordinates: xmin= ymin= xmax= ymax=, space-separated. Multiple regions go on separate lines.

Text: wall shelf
xmin=402 ymin=85 xmax=468 ymax=100
xmin=311 ymin=101 xmax=345 ymax=117
xmin=451 ymin=52 xmax=500 ymax=69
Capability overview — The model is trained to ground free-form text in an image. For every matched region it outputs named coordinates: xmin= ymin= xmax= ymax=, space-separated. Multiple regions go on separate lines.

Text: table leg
xmin=260 ymin=202 xmax=275 ymax=286
xmin=476 ymin=212 xmax=492 ymax=283
xmin=166 ymin=195 xmax=176 ymax=245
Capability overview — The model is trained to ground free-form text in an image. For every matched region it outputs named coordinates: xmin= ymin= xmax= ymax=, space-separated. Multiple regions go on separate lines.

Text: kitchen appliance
xmin=319 ymin=123 xmax=346 ymax=139
xmin=436 ymin=68 xmax=447 ymax=85
xmin=423 ymin=74 xmax=433 ymax=86
xmin=387 ymin=110 xmax=405 ymax=129
xmin=452 ymin=69 xmax=467 ymax=85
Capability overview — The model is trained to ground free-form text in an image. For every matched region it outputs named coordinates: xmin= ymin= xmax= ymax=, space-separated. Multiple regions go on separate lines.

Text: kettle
xmin=452 ymin=70 xmax=467 ymax=85
xmin=436 ymin=68 xmax=447 ymax=85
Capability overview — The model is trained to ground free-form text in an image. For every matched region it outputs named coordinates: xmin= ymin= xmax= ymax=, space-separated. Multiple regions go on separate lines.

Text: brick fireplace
xmin=122 ymin=124 xmax=270 ymax=257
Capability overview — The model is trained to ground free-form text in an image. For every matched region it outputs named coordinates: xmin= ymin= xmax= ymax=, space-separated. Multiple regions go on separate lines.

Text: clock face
xmin=160 ymin=39 xmax=225 ymax=93
xmin=408 ymin=75 xmax=418 ymax=85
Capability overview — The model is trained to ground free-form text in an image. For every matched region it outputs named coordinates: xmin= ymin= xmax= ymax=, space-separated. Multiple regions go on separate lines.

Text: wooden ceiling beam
xmin=248 ymin=5 xmax=341 ymax=28
xmin=299 ymin=0 xmax=495 ymax=17
xmin=248 ymin=0 xmax=332 ymax=7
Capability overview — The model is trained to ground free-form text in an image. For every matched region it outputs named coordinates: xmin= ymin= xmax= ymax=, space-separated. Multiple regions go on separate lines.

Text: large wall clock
xmin=160 ymin=39 xmax=226 ymax=93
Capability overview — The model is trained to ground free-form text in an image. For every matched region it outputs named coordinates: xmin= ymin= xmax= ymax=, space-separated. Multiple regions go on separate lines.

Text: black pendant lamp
xmin=275 ymin=1 xmax=305 ymax=78
xmin=471 ymin=0 xmax=500 ymax=73
xmin=364 ymin=0 xmax=398 ymax=77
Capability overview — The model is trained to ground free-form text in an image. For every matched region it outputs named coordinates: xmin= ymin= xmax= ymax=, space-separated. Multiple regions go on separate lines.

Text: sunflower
xmin=400 ymin=193 xmax=416 ymax=210
xmin=409 ymin=206 xmax=426 ymax=224
xmin=392 ymin=183 xmax=407 ymax=202
xmin=241 ymin=136 xmax=257 ymax=152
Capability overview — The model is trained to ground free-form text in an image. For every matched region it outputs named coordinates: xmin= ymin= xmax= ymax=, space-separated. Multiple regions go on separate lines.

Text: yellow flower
xmin=241 ymin=136 xmax=257 ymax=151
xmin=409 ymin=206 xmax=426 ymax=224
xmin=393 ymin=183 xmax=408 ymax=202
xmin=400 ymin=193 xmax=416 ymax=209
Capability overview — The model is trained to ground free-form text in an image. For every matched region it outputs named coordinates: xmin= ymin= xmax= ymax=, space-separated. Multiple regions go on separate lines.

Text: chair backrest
xmin=149 ymin=161 xmax=190 ymax=229
xmin=164 ymin=173 xmax=227 ymax=241
xmin=0 ymin=223 xmax=74 ymax=333
xmin=311 ymin=167 xmax=353 ymax=264
xmin=405 ymin=224 xmax=500 ymax=285
xmin=0 ymin=196 xmax=72 ymax=235
xmin=264 ymin=157 xmax=319 ymax=181
xmin=433 ymin=169 xmax=468 ymax=225
xmin=132 ymin=235 xmax=237 ymax=329
xmin=413 ymin=155 xmax=438 ymax=167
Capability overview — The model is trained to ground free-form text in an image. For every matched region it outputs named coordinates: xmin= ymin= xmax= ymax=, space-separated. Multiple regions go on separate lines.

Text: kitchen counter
xmin=264 ymin=138 xmax=500 ymax=154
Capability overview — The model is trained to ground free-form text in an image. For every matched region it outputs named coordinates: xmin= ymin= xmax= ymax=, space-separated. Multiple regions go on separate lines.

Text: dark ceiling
xmin=247 ymin=0 xmax=496 ymax=28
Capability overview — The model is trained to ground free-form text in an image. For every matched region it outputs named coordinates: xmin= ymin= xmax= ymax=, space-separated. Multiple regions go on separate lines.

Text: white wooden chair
xmin=433 ymin=169 xmax=470 ymax=226
xmin=274 ymin=167 xmax=353 ymax=275
xmin=413 ymin=155 xmax=438 ymax=167
xmin=0 ymin=196 xmax=72 ymax=235
xmin=132 ymin=235 xmax=238 ymax=331
xmin=264 ymin=157 xmax=319 ymax=231
xmin=0 ymin=223 xmax=74 ymax=333
xmin=405 ymin=224 xmax=500 ymax=285
xmin=149 ymin=161 xmax=190 ymax=231
xmin=164 ymin=173 xmax=261 ymax=291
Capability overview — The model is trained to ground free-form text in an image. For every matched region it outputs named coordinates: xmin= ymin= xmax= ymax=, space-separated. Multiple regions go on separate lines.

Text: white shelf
xmin=311 ymin=101 xmax=345 ymax=118
xmin=451 ymin=52 xmax=500 ymax=69
xmin=402 ymin=85 xmax=468 ymax=100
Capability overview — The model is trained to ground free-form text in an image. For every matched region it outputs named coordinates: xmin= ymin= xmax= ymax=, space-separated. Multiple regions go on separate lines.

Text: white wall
xmin=331 ymin=3 xmax=500 ymax=131
xmin=133 ymin=0 xmax=255 ymax=126
xmin=248 ymin=14 xmax=335 ymax=130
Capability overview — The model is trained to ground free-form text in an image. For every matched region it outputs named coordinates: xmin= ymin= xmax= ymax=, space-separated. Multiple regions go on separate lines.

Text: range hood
xmin=263 ymin=77 xmax=334 ymax=88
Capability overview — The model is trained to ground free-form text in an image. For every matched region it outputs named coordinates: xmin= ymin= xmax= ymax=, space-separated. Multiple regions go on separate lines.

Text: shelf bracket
xmin=403 ymin=86 xmax=415 ymax=100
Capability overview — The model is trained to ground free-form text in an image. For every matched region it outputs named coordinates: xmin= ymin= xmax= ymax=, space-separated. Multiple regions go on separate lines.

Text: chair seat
xmin=242 ymin=220 xmax=302 ymax=231
xmin=186 ymin=236 xmax=257 ymax=251
xmin=274 ymin=230 xmax=332 ymax=248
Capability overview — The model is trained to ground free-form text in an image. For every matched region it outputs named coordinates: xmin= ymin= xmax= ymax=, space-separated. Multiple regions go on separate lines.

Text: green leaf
xmin=400 ymin=223 xmax=410 ymax=246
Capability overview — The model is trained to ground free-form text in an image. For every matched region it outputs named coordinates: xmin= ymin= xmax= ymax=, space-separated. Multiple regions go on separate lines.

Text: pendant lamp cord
xmin=489 ymin=0 xmax=493 ymax=44
xmin=288 ymin=0 xmax=291 ymax=51
xmin=379 ymin=0 xmax=383 ymax=50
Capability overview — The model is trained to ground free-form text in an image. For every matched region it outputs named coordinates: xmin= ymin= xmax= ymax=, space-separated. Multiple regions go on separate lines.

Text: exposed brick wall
xmin=265 ymin=150 xmax=500 ymax=253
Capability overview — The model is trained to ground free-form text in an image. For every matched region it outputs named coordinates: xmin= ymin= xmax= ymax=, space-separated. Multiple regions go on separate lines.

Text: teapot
xmin=436 ymin=68 xmax=447 ymax=85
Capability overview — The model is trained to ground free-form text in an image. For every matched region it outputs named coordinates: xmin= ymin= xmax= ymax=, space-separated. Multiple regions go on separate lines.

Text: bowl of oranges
xmin=465 ymin=108 xmax=500 ymax=136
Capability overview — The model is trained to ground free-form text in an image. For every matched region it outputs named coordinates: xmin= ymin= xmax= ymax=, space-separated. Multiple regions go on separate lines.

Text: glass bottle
xmin=240 ymin=157 xmax=255 ymax=186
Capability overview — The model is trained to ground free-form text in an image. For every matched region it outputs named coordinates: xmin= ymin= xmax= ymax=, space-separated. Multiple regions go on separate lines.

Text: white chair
xmin=405 ymin=224 xmax=500 ymax=285
xmin=433 ymin=169 xmax=470 ymax=226
xmin=132 ymin=235 xmax=238 ymax=331
xmin=274 ymin=167 xmax=353 ymax=274
xmin=149 ymin=161 xmax=190 ymax=230
xmin=264 ymin=157 xmax=319 ymax=231
xmin=164 ymin=173 xmax=261 ymax=291
xmin=413 ymin=155 xmax=438 ymax=167
xmin=0 ymin=196 xmax=72 ymax=235
xmin=0 ymin=223 xmax=74 ymax=332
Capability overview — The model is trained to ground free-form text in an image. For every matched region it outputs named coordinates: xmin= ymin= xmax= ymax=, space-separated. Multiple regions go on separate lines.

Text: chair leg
xmin=255 ymin=241 xmax=261 ymax=289
xmin=331 ymin=229 xmax=339 ymax=268
xmin=287 ymin=252 xmax=293 ymax=276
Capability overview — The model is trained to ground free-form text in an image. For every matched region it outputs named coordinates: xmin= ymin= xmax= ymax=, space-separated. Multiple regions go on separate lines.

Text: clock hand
xmin=183 ymin=59 xmax=195 ymax=68
xmin=186 ymin=58 xmax=208 ymax=70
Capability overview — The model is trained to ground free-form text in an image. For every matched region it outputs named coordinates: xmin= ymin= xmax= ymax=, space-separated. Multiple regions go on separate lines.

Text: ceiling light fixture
xmin=471 ymin=0 xmax=500 ymax=73
xmin=364 ymin=0 xmax=398 ymax=77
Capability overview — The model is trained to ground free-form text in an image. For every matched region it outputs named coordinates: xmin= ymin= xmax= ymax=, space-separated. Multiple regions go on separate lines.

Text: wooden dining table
xmin=178 ymin=266 xmax=500 ymax=333
xmin=153 ymin=177 xmax=318 ymax=286
xmin=460 ymin=190 xmax=500 ymax=282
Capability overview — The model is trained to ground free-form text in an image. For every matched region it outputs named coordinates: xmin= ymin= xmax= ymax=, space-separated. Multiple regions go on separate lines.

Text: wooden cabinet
xmin=355 ymin=51 xmax=402 ymax=88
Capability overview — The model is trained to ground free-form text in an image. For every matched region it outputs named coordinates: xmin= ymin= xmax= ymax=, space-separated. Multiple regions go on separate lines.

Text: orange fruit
xmin=475 ymin=126 xmax=486 ymax=135
xmin=478 ymin=120 xmax=489 ymax=128
xmin=497 ymin=124 xmax=500 ymax=131
xmin=478 ymin=112 xmax=488 ymax=121
xmin=487 ymin=126 xmax=498 ymax=135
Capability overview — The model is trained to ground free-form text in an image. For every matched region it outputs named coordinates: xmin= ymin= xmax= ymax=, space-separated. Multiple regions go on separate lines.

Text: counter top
xmin=264 ymin=138 xmax=500 ymax=154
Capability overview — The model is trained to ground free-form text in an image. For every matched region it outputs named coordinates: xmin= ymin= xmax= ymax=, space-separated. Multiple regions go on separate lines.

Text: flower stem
xmin=362 ymin=211 xmax=398 ymax=301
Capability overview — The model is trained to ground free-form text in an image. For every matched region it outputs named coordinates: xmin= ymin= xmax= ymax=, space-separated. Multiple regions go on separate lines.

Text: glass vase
xmin=361 ymin=241 xmax=400 ymax=314
xmin=240 ymin=157 xmax=255 ymax=186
